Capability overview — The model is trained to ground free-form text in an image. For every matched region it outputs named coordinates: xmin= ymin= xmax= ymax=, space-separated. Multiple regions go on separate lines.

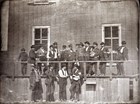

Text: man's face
xmin=32 ymin=48 xmax=35 ymax=51
xmin=93 ymin=44 xmax=97 ymax=48
xmin=50 ymin=66 xmax=53 ymax=70
xmin=101 ymin=44 xmax=104 ymax=47
xmin=85 ymin=43 xmax=88 ymax=47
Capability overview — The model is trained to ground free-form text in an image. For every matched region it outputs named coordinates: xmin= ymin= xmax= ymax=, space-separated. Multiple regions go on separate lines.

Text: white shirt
xmin=58 ymin=68 xmax=68 ymax=78
xmin=120 ymin=47 xmax=125 ymax=53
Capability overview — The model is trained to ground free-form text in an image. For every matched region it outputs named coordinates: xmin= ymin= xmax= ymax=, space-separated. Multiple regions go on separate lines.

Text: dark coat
xmin=67 ymin=49 xmax=76 ymax=61
xmin=60 ymin=50 xmax=68 ymax=61
xmin=84 ymin=46 xmax=91 ymax=61
xmin=99 ymin=47 xmax=110 ymax=61
xmin=18 ymin=52 xmax=28 ymax=61
xmin=89 ymin=47 xmax=100 ymax=61
xmin=28 ymin=50 xmax=36 ymax=64
xmin=117 ymin=46 xmax=128 ymax=60
xmin=45 ymin=69 xmax=56 ymax=85
xmin=76 ymin=47 xmax=84 ymax=61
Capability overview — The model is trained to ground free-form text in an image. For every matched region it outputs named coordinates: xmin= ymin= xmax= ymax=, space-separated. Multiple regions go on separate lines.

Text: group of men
xmin=18 ymin=41 xmax=128 ymax=102
xmin=18 ymin=41 xmax=128 ymax=76
xmin=29 ymin=61 xmax=83 ymax=102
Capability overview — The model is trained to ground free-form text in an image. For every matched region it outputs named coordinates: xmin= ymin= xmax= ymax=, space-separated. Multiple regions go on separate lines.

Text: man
xmin=60 ymin=45 xmax=68 ymax=61
xmin=29 ymin=65 xmax=43 ymax=102
xmin=67 ymin=44 xmax=76 ymax=75
xmin=36 ymin=46 xmax=47 ymax=74
xmin=99 ymin=42 xmax=110 ymax=76
xmin=76 ymin=42 xmax=85 ymax=74
xmin=116 ymin=41 xmax=128 ymax=75
xmin=45 ymin=64 xmax=56 ymax=102
xmin=58 ymin=64 xmax=69 ymax=101
xmin=89 ymin=42 xmax=100 ymax=76
xmin=84 ymin=41 xmax=91 ymax=74
xmin=28 ymin=45 xmax=36 ymax=65
xmin=53 ymin=42 xmax=59 ymax=74
xmin=69 ymin=64 xmax=82 ymax=101
xmin=18 ymin=48 xmax=28 ymax=75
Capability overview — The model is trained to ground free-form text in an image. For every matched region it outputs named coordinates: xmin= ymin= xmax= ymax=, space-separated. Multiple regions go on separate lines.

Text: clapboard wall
xmin=0 ymin=77 xmax=139 ymax=103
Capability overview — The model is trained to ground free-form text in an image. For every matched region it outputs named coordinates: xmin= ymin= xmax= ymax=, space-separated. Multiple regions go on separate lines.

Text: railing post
xmin=83 ymin=62 xmax=86 ymax=81
xmin=59 ymin=61 xmax=61 ymax=72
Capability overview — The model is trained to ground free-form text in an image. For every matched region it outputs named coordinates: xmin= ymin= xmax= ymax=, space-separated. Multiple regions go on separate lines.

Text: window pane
xmin=35 ymin=40 xmax=41 ymax=45
xmin=42 ymin=28 xmax=48 ymax=39
xmin=35 ymin=29 xmax=40 ymax=39
xmin=105 ymin=39 xmax=111 ymax=46
xmin=112 ymin=39 xmax=119 ymax=50
xmin=42 ymin=40 xmax=48 ymax=44
xmin=104 ymin=27 xmax=111 ymax=37
xmin=112 ymin=26 xmax=119 ymax=37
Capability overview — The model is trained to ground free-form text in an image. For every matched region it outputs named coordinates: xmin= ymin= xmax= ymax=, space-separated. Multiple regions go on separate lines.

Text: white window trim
xmin=32 ymin=26 xmax=50 ymax=51
xmin=102 ymin=24 xmax=121 ymax=48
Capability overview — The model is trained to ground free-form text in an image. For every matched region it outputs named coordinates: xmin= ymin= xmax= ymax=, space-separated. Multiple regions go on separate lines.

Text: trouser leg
xmin=93 ymin=62 xmax=97 ymax=75
xmin=59 ymin=84 xmax=63 ymax=100
xmin=102 ymin=63 xmax=106 ymax=75
xmin=117 ymin=63 xmax=121 ymax=75
xmin=70 ymin=82 xmax=76 ymax=100
xmin=120 ymin=62 xmax=124 ymax=75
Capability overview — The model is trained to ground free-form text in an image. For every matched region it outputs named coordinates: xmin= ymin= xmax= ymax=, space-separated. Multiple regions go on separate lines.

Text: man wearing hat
xmin=116 ymin=41 xmax=128 ymax=75
xmin=45 ymin=64 xmax=56 ymax=102
xmin=69 ymin=64 xmax=82 ymax=101
xmin=84 ymin=41 xmax=91 ymax=74
xmin=29 ymin=64 xmax=43 ymax=102
xmin=58 ymin=63 xmax=69 ymax=101
xmin=18 ymin=48 xmax=28 ymax=75
xmin=88 ymin=42 xmax=100 ymax=76
xmin=76 ymin=42 xmax=85 ymax=74
xmin=99 ymin=42 xmax=110 ymax=75
xmin=67 ymin=44 xmax=76 ymax=75
xmin=28 ymin=45 xmax=36 ymax=65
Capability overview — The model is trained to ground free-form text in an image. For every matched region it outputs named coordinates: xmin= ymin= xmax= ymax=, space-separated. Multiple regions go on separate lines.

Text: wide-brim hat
xmin=100 ymin=42 xmax=105 ymax=45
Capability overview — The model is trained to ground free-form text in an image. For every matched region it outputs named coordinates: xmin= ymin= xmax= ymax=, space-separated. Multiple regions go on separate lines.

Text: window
xmin=102 ymin=24 xmax=121 ymax=60
xmin=32 ymin=26 xmax=50 ymax=51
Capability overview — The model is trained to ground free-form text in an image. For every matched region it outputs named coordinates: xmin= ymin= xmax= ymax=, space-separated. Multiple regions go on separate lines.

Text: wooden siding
xmin=0 ymin=77 xmax=139 ymax=103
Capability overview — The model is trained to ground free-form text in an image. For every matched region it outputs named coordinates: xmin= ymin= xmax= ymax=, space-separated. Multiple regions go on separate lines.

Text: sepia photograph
xmin=0 ymin=0 xmax=140 ymax=104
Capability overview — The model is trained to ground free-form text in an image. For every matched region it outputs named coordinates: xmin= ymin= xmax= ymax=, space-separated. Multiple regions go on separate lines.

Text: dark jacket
xmin=18 ymin=52 xmax=28 ymax=61
xmin=28 ymin=50 xmax=36 ymax=64
xmin=45 ymin=69 xmax=56 ymax=85
xmin=76 ymin=47 xmax=84 ymax=61
xmin=117 ymin=46 xmax=128 ymax=60
xmin=60 ymin=50 xmax=68 ymax=61
xmin=99 ymin=47 xmax=110 ymax=61
xmin=67 ymin=49 xmax=76 ymax=61
xmin=89 ymin=47 xmax=100 ymax=61
xmin=84 ymin=46 xmax=91 ymax=61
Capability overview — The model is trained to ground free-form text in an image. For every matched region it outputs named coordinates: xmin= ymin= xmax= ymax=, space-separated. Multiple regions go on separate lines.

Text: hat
xmin=62 ymin=63 xmax=67 ymax=67
xmin=68 ymin=44 xmax=72 ymax=47
xmin=31 ymin=45 xmax=35 ymax=48
xmin=122 ymin=41 xmax=126 ymax=45
xmin=62 ymin=45 xmax=66 ymax=48
xmin=53 ymin=42 xmax=58 ymax=45
xmin=93 ymin=42 xmax=98 ymax=46
xmin=80 ymin=42 xmax=84 ymax=46
xmin=100 ymin=42 xmax=105 ymax=45
xmin=84 ymin=41 xmax=90 ymax=45
xmin=21 ymin=48 xmax=25 ymax=51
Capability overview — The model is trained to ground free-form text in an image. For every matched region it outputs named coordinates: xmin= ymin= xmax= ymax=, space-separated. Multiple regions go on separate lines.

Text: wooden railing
xmin=9 ymin=60 xmax=139 ymax=80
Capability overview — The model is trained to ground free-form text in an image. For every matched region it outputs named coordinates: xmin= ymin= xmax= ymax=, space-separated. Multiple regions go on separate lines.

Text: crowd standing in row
xmin=18 ymin=41 xmax=128 ymax=102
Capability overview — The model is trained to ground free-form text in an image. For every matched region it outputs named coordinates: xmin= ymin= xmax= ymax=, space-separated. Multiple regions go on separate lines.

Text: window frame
xmin=32 ymin=26 xmax=50 ymax=51
xmin=102 ymin=24 xmax=121 ymax=51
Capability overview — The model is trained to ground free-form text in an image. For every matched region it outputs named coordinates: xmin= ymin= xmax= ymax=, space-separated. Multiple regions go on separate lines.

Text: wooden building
xmin=0 ymin=0 xmax=139 ymax=103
